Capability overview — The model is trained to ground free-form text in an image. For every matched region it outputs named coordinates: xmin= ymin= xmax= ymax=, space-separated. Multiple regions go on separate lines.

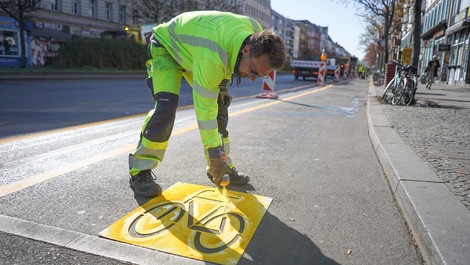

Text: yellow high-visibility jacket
xmin=153 ymin=10 xmax=263 ymax=150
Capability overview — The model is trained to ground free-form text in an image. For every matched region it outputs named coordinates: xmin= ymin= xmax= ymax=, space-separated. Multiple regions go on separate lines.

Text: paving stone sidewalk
xmin=380 ymin=83 xmax=470 ymax=211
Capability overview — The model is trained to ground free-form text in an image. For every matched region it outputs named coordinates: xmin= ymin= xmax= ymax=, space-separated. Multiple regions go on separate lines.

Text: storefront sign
xmin=33 ymin=21 xmax=69 ymax=33
xmin=439 ymin=44 xmax=451 ymax=52
xmin=401 ymin=48 xmax=412 ymax=65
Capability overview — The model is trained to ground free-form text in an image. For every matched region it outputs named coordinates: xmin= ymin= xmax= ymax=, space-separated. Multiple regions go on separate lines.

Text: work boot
xmin=129 ymin=170 xmax=162 ymax=197
xmin=207 ymin=167 xmax=250 ymax=186
xmin=228 ymin=167 xmax=250 ymax=185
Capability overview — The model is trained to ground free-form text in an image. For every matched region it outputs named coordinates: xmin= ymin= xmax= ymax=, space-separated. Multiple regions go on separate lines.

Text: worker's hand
xmin=208 ymin=157 xmax=231 ymax=186
xmin=218 ymin=86 xmax=232 ymax=108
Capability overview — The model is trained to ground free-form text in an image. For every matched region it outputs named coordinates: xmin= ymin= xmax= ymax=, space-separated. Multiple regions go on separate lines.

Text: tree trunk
xmin=383 ymin=16 xmax=390 ymax=65
xmin=412 ymin=0 xmax=422 ymax=68
xmin=19 ymin=22 xmax=27 ymax=68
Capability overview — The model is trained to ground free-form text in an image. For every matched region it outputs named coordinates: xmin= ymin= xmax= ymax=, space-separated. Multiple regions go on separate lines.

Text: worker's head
xmin=238 ymin=30 xmax=286 ymax=81
xmin=433 ymin=55 xmax=438 ymax=60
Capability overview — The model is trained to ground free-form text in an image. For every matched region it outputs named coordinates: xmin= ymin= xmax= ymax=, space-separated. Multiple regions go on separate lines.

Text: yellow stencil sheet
xmin=100 ymin=182 xmax=272 ymax=265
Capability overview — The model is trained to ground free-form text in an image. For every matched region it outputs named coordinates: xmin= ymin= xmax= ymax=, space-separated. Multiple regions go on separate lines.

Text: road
xmin=0 ymin=75 xmax=294 ymax=138
xmin=0 ymin=76 xmax=422 ymax=264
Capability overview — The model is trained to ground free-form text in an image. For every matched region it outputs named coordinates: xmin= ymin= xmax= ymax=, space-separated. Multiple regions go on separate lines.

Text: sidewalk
xmin=367 ymin=81 xmax=470 ymax=265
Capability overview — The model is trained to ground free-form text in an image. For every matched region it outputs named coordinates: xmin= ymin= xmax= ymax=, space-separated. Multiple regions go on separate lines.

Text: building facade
xmin=399 ymin=0 xmax=470 ymax=85
xmin=1 ymin=0 xmax=352 ymax=68
xmin=241 ymin=0 xmax=271 ymax=29
xmin=445 ymin=0 xmax=470 ymax=84
xmin=0 ymin=0 xmax=138 ymax=67
xmin=271 ymin=9 xmax=294 ymax=61
xmin=421 ymin=0 xmax=449 ymax=81
xmin=0 ymin=0 xmax=277 ymax=67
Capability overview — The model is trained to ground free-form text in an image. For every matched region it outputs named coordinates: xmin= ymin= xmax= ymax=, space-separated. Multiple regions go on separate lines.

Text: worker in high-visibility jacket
xmin=128 ymin=10 xmax=286 ymax=197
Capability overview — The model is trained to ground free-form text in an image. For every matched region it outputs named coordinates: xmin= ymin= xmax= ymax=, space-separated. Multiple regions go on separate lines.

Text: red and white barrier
xmin=334 ymin=65 xmax=340 ymax=82
xmin=256 ymin=70 xmax=278 ymax=99
xmin=343 ymin=68 xmax=349 ymax=79
xmin=317 ymin=62 xmax=327 ymax=86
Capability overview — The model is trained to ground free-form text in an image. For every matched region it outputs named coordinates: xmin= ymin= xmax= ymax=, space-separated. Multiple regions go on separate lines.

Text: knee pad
xmin=143 ymin=92 xmax=179 ymax=142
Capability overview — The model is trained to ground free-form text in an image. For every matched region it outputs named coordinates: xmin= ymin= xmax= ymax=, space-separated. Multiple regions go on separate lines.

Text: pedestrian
xmin=425 ymin=55 xmax=440 ymax=89
xmin=128 ymin=10 xmax=286 ymax=197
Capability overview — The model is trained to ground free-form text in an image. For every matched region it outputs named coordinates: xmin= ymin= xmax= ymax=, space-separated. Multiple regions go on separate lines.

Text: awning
xmin=421 ymin=21 xmax=447 ymax=40
xmin=445 ymin=19 xmax=470 ymax=35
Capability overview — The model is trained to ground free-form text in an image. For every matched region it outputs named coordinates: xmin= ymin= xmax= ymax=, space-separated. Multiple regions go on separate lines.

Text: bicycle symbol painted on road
xmin=100 ymin=182 xmax=272 ymax=264
xmin=128 ymin=189 xmax=246 ymax=253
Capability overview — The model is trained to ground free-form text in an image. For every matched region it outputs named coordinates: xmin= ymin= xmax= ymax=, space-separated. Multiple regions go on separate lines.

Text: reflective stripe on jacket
xmin=153 ymin=11 xmax=262 ymax=149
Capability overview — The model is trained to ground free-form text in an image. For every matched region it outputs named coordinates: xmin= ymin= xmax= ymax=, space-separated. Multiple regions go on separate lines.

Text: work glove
xmin=218 ymin=83 xmax=232 ymax=108
xmin=208 ymin=157 xmax=231 ymax=187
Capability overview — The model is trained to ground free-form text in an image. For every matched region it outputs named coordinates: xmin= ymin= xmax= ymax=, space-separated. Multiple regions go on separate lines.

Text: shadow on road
xmin=240 ymin=210 xmax=340 ymax=265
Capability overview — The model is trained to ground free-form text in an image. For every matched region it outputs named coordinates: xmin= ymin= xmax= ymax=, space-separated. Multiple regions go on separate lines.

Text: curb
xmin=0 ymin=214 xmax=201 ymax=265
xmin=366 ymin=81 xmax=470 ymax=265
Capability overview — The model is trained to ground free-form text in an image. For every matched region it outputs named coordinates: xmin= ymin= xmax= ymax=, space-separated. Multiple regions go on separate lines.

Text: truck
xmin=291 ymin=59 xmax=337 ymax=80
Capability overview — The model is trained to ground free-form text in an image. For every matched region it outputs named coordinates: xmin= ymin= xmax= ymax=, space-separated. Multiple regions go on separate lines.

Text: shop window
xmin=450 ymin=33 xmax=459 ymax=65
xmin=0 ymin=30 xmax=20 ymax=57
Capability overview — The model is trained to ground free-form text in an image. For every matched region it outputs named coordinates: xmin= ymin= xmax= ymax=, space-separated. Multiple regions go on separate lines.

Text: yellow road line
xmin=0 ymin=83 xmax=317 ymax=145
xmin=0 ymin=114 xmax=145 ymax=145
xmin=230 ymin=85 xmax=332 ymax=116
xmin=0 ymin=85 xmax=333 ymax=197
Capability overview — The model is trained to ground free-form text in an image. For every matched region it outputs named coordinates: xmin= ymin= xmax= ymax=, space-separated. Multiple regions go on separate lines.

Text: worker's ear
xmin=242 ymin=45 xmax=251 ymax=55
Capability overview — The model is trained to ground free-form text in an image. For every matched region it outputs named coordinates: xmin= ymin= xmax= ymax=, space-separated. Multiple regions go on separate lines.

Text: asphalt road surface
xmin=0 ymin=76 xmax=422 ymax=264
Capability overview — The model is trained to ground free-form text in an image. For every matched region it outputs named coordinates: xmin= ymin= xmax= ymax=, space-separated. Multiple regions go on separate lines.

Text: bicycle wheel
xmin=193 ymin=212 xmax=245 ymax=253
xmin=382 ymin=78 xmax=396 ymax=103
xmin=403 ymin=79 xmax=416 ymax=105
xmin=391 ymin=78 xmax=405 ymax=105
xmin=128 ymin=202 xmax=186 ymax=238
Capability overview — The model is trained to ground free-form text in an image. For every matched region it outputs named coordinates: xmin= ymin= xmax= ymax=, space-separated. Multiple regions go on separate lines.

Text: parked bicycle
xmin=373 ymin=71 xmax=384 ymax=86
xmin=382 ymin=61 xmax=418 ymax=106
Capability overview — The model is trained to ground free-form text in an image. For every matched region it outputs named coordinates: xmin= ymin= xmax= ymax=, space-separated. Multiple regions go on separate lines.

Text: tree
xmin=364 ymin=42 xmax=379 ymax=66
xmin=198 ymin=0 xmax=242 ymax=14
xmin=346 ymin=0 xmax=405 ymax=68
xmin=0 ymin=0 xmax=36 ymax=68
xmin=358 ymin=12 xmax=383 ymax=67
xmin=133 ymin=0 xmax=242 ymax=24
xmin=132 ymin=1 xmax=180 ymax=24
xmin=411 ymin=0 xmax=422 ymax=68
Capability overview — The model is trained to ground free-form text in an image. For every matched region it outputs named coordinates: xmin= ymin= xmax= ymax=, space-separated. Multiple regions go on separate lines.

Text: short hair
xmin=248 ymin=29 xmax=286 ymax=69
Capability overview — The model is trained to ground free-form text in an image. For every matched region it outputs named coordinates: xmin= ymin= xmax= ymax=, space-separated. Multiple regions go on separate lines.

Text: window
xmin=72 ymin=0 xmax=80 ymax=15
xmin=119 ymin=5 xmax=126 ymax=24
xmin=90 ymin=0 xmax=97 ymax=18
xmin=0 ymin=30 xmax=20 ymax=57
xmin=132 ymin=9 xmax=139 ymax=24
xmin=106 ymin=2 xmax=113 ymax=21
xmin=51 ymin=0 xmax=59 ymax=11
